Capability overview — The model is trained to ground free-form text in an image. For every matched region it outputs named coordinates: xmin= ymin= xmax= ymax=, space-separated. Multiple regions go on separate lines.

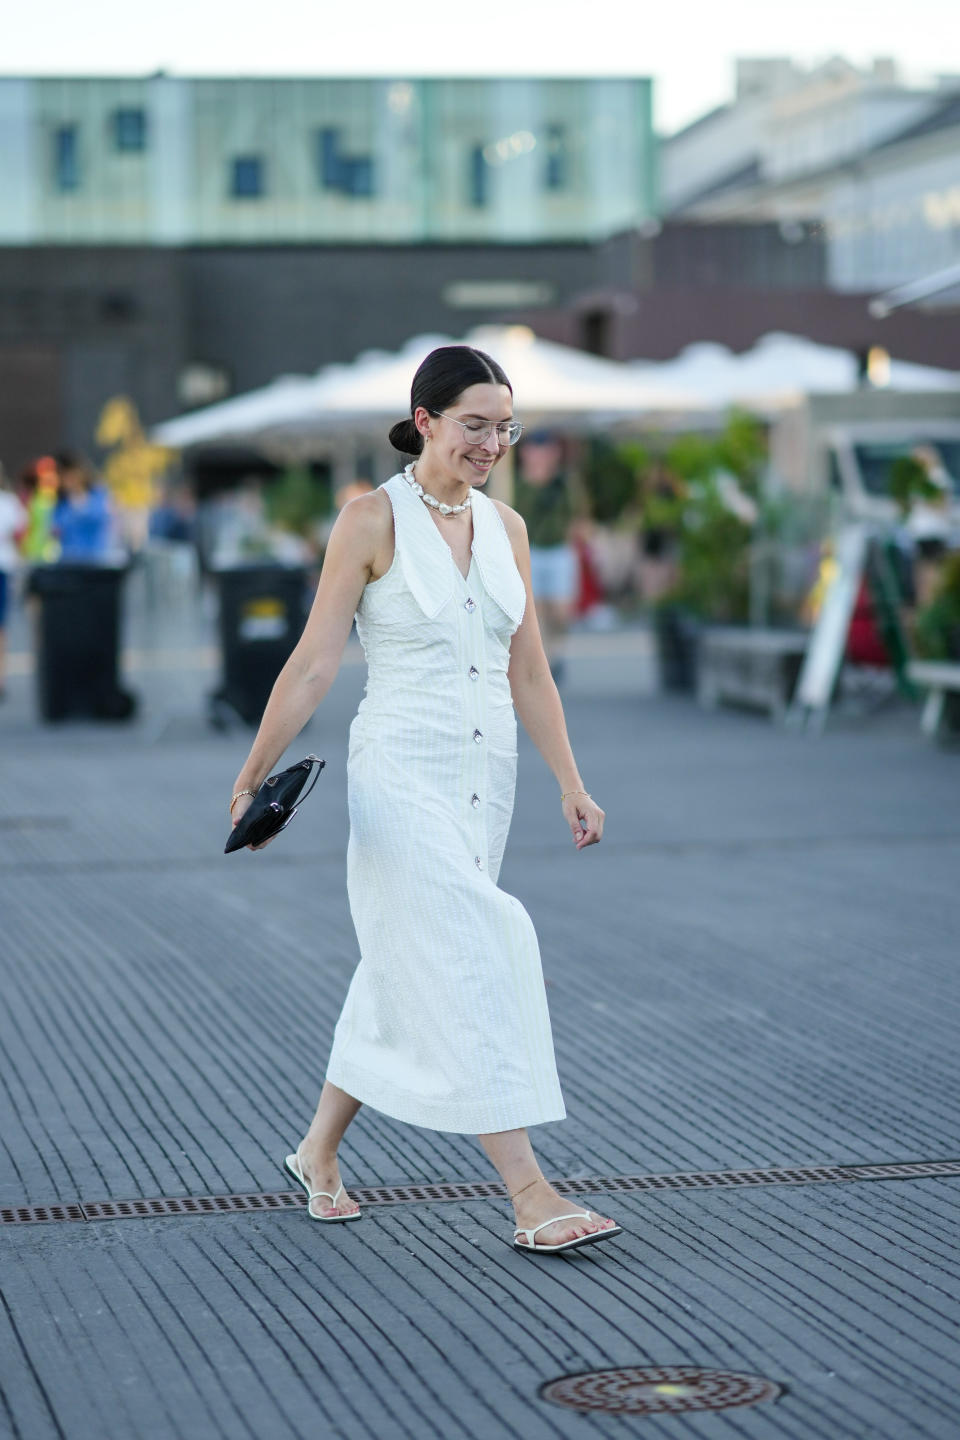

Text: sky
xmin=1 ymin=0 xmax=958 ymax=133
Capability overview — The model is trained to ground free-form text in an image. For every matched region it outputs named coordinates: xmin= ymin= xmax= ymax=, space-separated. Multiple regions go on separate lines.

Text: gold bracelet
xmin=230 ymin=788 xmax=257 ymax=814
xmin=560 ymin=789 xmax=591 ymax=804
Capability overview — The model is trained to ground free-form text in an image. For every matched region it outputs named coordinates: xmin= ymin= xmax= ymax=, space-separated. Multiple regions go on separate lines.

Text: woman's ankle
xmin=511 ymin=1175 xmax=555 ymax=1217
xmin=301 ymin=1138 xmax=340 ymax=1169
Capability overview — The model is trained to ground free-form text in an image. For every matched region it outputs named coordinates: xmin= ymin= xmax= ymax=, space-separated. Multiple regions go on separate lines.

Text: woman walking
xmin=0 ymin=465 xmax=27 ymax=700
xmin=231 ymin=345 xmax=620 ymax=1254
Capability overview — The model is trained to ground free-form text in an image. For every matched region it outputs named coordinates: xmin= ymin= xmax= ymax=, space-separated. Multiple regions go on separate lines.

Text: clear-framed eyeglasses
xmin=433 ymin=412 xmax=524 ymax=447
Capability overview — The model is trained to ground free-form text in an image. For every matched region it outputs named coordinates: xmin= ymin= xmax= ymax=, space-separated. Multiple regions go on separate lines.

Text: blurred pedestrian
xmin=905 ymin=446 xmax=955 ymax=608
xmin=19 ymin=457 xmax=59 ymax=563
xmin=0 ymin=465 xmax=27 ymax=699
xmin=513 ymin=432 xmax=584 ymax=683
xmin=52 ymin=452 xmax=115 ymax=562
xmin=637 ymin=460 xmax=682 ymax=603
xmin=229 ymin=345 xmax=620 ymax=1256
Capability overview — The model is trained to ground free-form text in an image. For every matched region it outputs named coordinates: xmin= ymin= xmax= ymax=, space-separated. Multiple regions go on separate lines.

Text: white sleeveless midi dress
xmin=325 ymin=472 xmax=566 ymax=1134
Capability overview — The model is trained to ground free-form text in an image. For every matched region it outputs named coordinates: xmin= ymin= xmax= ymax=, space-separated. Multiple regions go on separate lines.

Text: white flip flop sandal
xmin=283 ymin=1145 xmax=362 ymax=1223
xmin=514 ymin=1210 xmax=622 ymax=1254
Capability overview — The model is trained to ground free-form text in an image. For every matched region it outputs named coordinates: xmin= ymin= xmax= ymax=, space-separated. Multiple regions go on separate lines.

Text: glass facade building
xmin=0 ymin=76 xmax=656 ymax=246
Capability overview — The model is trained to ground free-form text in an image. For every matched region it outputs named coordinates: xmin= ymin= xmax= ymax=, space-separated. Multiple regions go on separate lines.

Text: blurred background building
xmin=0 ymin=76 xmax=656 ymax=245
xmin=523 ymin=58 xmax=960 ymax=370
xmin=0 ymin=74 xmax=655 ymax=471
xmin=1 ymin=62 xmax=958 ymax=478
xmin=662 ymin=56 xmax=960 ymax=292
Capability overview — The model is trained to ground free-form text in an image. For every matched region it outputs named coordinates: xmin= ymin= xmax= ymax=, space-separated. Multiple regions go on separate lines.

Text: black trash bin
xmin=211 ymin=564 xmax=309 ymax=727
xmin=653 ymin=605 xmax=701 ymax=693
xmin=28 ymin=564 xmax=137 ymax=722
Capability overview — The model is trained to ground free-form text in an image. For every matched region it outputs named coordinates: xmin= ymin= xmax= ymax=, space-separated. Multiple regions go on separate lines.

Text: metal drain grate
xmin=82 ymin=1193 xmax=305 ymax=1220
xmin=0 ymin=1194 xmax=305 ymax=1226
xmin=540 ymin=1366 xmax=783 ymax=1415
xmin=555 ymin=1158 xmax=960 ymax=1195
xmin=4 ymin=1157 xmax=959 ymax=1227
xmin=0 ymin=1204 xmax=87 ymax=1226
xmin=352 ymin=1179 xmax=511 ymax=1205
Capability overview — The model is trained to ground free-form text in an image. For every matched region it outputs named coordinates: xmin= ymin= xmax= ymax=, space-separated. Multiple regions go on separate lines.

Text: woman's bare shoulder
xmin=332 ymin=487 xmax=393 ymax=544
xmin=490 ymin=498 xmax=529 ymax=548
xmin=326 ymin=486 xmax=395 ymax=580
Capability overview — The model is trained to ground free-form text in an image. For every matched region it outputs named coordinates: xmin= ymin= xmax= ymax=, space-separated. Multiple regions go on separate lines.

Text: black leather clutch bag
xmin=225 ymin=755 xmax=325 ymax=853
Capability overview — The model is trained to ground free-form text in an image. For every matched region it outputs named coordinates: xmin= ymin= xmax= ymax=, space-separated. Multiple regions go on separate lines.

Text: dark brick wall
xmin=182 ymin=243 xmax=600 ymax=392
xmin=650 ymin=221 xmax=827 ymax=289
xmin=519 ymin=286 xmax=960 ymax=368
xmin=0 ymin=344 xmax=62 ymax=477
xmin=0 ymin=247 xmax=185 ymax=474
xmin=590 ymin=222 xmax=827 ymax=294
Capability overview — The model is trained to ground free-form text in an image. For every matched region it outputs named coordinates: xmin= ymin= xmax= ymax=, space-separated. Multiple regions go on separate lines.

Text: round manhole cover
xmin=540 ymin=1365 xmax=782 ymax=1415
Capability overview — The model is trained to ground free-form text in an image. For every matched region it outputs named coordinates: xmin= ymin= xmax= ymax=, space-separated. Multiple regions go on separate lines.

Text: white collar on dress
xmin=385 ymin=473 xmax=526 ymax=626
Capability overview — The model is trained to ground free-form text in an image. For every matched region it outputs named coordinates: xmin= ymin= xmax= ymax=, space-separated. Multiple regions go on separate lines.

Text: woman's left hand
xmin=229 ymin=791 xmax=276 ymax=851
xmin=562 ymin=793 xmax=604 ymax=850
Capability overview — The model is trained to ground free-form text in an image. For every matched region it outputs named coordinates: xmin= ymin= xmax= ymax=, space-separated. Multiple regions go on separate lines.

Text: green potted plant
xmin=264 ymin=465 xmax=332 ymax=562
xmin=914 ymin=551 xmax=960 ymax=733
xmin=888 ymin=455 xmax=944 ymax=517
xmin=651 ymin=411 xmax=766 ymax=690
xmin=914 ymin=551 xmax=960 ymax=662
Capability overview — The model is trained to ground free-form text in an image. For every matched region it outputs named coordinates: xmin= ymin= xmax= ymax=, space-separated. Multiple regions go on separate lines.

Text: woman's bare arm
xmin=495 ymin=501 xmax=604 ymax=849
xmin=231 ymin=490 xmax=392 ymax=799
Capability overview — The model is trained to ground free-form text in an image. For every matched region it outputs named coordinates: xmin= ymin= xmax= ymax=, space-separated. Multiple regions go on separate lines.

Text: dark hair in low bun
xmin=388 ymin=345 xmax=512 ymax=455
xmin=388 ymin=418 xmax=423 ymax=456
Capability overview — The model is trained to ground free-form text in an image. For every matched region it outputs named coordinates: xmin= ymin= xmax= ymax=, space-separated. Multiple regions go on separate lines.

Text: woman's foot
xmin=513 ymin=1177 xmax=617 ymax=1248
xmin=293 ymin=1142 xmax=360 ymax=1219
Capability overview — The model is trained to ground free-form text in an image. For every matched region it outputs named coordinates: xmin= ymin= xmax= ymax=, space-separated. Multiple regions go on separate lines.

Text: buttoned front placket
xmin=460 ymin=583 xmax=488 ymax=876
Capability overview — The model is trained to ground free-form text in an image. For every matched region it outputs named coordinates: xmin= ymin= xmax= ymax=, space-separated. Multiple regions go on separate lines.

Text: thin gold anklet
xmin=509 ymin=1173 xmax=546 ymax=1203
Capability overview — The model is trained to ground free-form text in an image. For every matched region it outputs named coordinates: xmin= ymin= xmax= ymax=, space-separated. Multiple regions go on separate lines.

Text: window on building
xmin=100 ymin=292 xmax=138 ymax=323
xmin=318 ymin=128 xmax=343 ymax=189
xmin=113 ymin=108 xmax=147 ymax=153
xmin=581 ymin=308 xmax=610 ymax=356
xmin=545 ymin=124 xmax=568 ymax=190
xmin=230 ymin=156 xmax=265 ymax=199
xmin=54 ymin=125 xmax=80 ymax=192
xmin=469 ymin=145 xmax=488 ymax=208
xmin=178 ymin=363 xmax=231 ymax=408
xmin=343 ymin=156 xmax=374 ymax=197
xmin=316 ymin=129 xmax=375 ymax=197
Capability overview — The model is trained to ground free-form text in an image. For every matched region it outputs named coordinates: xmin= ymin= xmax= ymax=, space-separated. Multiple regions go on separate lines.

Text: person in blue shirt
xmin=52 ymin=452 xmax=114 ymax=562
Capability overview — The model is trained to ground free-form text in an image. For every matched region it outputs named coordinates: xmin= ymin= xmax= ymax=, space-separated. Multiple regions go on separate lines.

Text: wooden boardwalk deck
xmin=2 ymin=642 xmax=959 ymax=1439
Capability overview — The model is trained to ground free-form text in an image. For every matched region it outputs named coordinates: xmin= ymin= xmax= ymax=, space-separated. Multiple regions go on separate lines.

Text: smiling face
xmin=414 ymin=382 xmax=514 ymax=491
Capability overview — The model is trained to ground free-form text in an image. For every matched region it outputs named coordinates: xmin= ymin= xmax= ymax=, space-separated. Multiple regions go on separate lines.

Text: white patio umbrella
xmin=629 ymin=332 xmax=960 ymax=410
xmin=260 ymin=325 xmax=700 ymax=443
xmin=152 ymin=326 xmax=702 ymax=458
xmin=151 ymin=360 xmax=378 ymax=452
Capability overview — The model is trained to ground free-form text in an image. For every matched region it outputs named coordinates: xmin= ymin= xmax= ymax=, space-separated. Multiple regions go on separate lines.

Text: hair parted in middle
xmin=388 ymin=345 xmax=513 ymax=456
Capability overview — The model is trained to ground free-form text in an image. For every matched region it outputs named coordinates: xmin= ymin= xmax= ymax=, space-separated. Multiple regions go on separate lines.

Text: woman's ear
xmin=413 ymin=406 xmax=432 ymax=442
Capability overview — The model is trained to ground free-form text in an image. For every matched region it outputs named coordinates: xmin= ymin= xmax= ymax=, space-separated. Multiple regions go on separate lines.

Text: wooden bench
xmin=906 ymin=661 xmax=960 ymax=739
xmin=697 ymin=627 xmax=809 ymax=723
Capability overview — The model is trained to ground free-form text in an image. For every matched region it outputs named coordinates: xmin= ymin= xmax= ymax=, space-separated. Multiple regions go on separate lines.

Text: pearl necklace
xmin=403 ymin=463 xmax=472 ymax=519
